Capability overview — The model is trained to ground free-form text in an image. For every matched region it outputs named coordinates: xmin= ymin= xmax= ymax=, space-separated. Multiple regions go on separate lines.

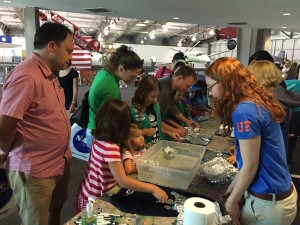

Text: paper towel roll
xmin=183 ymin=197 xmax=216 ymax=225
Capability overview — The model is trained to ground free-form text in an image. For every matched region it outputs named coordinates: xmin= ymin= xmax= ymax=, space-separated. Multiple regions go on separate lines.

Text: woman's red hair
xmin=205 ymin=57 xmax=285 ymax=127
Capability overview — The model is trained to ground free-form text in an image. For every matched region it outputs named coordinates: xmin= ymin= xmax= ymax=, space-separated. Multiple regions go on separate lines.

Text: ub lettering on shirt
xmin=236 ymin=120 xmax=251 ymax=133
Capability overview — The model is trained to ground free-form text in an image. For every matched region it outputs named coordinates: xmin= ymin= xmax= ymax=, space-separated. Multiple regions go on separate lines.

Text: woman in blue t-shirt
xmin=205 ymin=57 xmax=297 ymax=225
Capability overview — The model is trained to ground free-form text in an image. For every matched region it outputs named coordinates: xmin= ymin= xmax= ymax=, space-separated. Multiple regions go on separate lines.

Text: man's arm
xmin=0 ymin=115 xmax=19 ymax=154
xmin=169 ymin=104 xmax=199 ymax=127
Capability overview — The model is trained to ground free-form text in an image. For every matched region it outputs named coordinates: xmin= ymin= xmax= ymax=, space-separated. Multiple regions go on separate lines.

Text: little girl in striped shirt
xmin=74 ymin=99 xmax=168 ymax=215
xmin=123 ymin=124 xmax=146 ymax=175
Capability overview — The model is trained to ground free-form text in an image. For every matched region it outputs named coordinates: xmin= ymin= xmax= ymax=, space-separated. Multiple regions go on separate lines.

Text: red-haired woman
xmin=205 ymin=57 xmax=297 ymax=225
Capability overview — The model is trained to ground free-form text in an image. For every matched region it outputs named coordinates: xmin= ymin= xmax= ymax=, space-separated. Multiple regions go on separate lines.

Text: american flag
xmin=71 ymin=36 xmax=92 ymax=70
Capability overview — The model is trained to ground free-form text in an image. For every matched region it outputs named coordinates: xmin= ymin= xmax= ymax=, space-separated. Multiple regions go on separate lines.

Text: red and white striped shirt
xmin=80 ymin=140 xmax=121 ymax=200
xmin=122 ymin=149 xmax=146 ymax=166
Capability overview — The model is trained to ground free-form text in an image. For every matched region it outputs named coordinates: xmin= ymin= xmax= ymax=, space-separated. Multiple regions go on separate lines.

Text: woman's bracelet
xmin=226 ymin=200 xmax=238 ymax=204
xmin=72 ymin=101 xmax=76 ymax=104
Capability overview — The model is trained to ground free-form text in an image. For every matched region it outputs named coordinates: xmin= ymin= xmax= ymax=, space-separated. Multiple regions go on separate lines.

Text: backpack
xmin=70 ymin=91 xmax=89 ymax=129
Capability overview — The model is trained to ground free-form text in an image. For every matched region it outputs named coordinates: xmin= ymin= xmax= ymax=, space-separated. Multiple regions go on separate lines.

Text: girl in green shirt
xmin=131 ymin=75 xmax=162 ymax=149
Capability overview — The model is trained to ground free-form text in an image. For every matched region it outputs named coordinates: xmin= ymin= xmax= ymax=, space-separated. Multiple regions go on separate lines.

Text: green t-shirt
xmin=88 ymin=69 xmax=120 ymax=129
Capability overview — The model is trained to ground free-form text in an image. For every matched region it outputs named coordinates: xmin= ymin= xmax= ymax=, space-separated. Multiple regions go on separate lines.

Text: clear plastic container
xmin=136 ymin=140 xmax=206 ymax=189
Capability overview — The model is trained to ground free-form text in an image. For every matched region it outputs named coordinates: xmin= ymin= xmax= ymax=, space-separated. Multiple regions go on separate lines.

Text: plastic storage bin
xmin=136 ymin=140 xmax=206 ymax=189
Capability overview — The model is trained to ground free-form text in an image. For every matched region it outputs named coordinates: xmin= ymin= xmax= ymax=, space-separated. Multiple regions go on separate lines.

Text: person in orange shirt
xmin=0 ymin=22 xmax=74 ymax=225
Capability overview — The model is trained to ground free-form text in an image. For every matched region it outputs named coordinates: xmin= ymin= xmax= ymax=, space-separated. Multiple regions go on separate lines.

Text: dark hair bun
xmin=117 ymin=45 xmax=128 ymax=53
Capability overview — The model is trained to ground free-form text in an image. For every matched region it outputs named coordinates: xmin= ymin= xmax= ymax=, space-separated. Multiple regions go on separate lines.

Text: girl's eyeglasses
xmin=207 ymin=81 xmax=219 ymax=92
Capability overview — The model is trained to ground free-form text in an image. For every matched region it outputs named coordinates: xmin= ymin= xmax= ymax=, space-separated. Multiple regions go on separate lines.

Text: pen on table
xmin=98 ymin=213 xmax=122 ymax=217
xmin=97 ymin=222 xmax=128 ymax=225
xmin=97 ymin=215 xmax=114 ymax=219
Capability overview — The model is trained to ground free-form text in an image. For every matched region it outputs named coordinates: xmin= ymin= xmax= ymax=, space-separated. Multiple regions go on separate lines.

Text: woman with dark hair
xmin=74 ymin=99 xmax=168 ymax=214
xmin=131 ymin=75 xmax=162 ymax=148
xmin=57 ymin=66 xmax=79 ymax=114
xmin=206 ymin=57 xmax=297 ymax=225
xmin=86 ymin=45 xmax=144 ymax=149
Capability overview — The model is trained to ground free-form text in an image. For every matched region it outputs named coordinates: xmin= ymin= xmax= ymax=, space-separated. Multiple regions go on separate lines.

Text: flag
xmin=71 ymin=36 xmax=92 ymax=70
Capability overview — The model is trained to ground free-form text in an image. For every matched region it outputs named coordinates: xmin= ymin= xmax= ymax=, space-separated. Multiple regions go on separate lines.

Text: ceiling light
xmin=4 ymin=0 xmax=12 ymax=3
xmin=173 ymin=17 xmax=179 ymax=20
xmin=141 ymin=39 xmax=144 ymax=44
xmin=144 ymin=37 xmax=147 ymax=40
xmin=282 ymin=26 xmax=287 ymax=29
xmin=163 ymin=26 xmax=168 ymax=32
xmin=192 ymin=35 xmax=197 ymax=41
xmin=283 ymin=12 xmax=291 ymax=16
xmin=110 ymin=22 xmax=116 ymax=29
xmin=150 ymin=33 xmax=155 ymax=39
xmin=177 ymin=41 xmax=182 ymax=47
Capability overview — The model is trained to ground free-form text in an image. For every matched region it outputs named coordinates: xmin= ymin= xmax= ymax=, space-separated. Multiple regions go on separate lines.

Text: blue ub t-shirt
xmin=233 ymin=101 xmax=291 ymax=194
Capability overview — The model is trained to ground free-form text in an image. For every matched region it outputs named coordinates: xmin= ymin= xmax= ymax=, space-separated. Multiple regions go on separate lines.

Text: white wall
xmin=110 ymin=43 xmax=208 ymax=66
xmin=0 ymin=37 xmax=25 ymax=63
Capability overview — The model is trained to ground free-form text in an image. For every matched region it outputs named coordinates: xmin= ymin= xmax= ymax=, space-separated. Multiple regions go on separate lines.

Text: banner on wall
xmin=70 ymin=123 xmax=90 ymax=161
xmin=0 ymin=36 xmax=12 ymax=43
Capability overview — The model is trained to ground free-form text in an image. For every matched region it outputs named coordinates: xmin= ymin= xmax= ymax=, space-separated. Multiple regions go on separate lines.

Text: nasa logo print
xmin=72 ymin=129 xmax=90 ymax=153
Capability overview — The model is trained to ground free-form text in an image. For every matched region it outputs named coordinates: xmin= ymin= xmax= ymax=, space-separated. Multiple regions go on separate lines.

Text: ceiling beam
xmin=108 ymin=18 xmax=141 ymax=42
xmin=164 ymin=26 xmax=217 ymax=46
xmin=13 ymin=7 xmax=24 ymax=24
xmin=93 ymin=20 xmax=109 ymax=39
xmin=132 ymin=21 xmax=163 ymax=43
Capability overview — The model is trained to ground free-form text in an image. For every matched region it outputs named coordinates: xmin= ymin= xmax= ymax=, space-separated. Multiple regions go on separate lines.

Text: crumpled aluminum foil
xmin=162 ymin=146 xmax=178 ymax=160
xmin=200 ymin=156 xmax=238 ymax=184
xmin=142 ymin=159 xmax=159 ymax=166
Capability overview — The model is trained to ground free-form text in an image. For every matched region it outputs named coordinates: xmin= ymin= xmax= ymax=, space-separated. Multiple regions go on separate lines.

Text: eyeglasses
xmin=207 ymin=81 xmax=219 ymax=92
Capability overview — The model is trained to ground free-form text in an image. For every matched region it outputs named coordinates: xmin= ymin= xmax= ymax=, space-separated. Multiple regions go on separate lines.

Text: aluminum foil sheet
xmin=200 ymin=156 xmax=238 ymax=184
xmin=183 ymin=126 xmax=213 ymax=146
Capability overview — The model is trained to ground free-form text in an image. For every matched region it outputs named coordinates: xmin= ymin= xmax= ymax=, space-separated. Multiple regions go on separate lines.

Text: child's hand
xmin=187 ymin=119 xmax=199 ymax=128
xmin=143 ymin=128 xmax=156 ymax=137
xmin=226 ymin=155 xmax=236 ymax=164
xmin=176 ymin=127 xmax=188 ymax=137
xmin=228 ymin=145 xmax=236 ymax=156
xmin=226 ymin=145 xmax=236 ymax=164
xmin=170 ymin=132 xmax=181 ymax=142
xmin=152 ymin=186 xmax=168 ymax=203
